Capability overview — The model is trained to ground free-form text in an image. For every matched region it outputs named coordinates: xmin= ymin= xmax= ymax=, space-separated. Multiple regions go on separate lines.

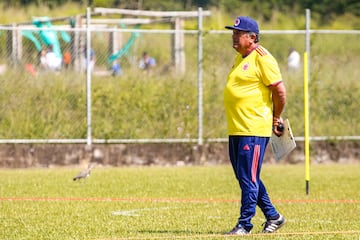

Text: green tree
xmin=2 ymin=0 xmax=360 ymax=26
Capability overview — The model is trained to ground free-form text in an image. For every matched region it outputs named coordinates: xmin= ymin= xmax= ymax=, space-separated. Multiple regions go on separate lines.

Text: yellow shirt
xmin=224 ymin=46 xmax=282 ymax=137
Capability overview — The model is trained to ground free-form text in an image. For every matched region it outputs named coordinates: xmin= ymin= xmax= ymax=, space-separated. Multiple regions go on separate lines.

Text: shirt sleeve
xmin=257 ymin=54 xmax=282 ymax=86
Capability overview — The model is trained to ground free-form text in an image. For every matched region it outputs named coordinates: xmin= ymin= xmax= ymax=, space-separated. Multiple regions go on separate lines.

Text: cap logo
xmin=235 ymin=19 xmax=240 ymax=27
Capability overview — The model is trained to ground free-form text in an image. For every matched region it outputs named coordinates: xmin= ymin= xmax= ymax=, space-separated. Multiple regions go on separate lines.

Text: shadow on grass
xmin=138 ymin=229 xmax=223 ymax=235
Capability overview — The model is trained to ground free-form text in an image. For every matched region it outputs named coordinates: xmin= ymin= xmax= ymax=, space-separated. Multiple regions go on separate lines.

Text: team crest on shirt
xmin=242 ymin=62 xmax=250 ymax=71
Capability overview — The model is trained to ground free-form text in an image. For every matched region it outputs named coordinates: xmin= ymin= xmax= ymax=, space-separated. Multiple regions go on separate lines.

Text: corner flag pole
xmin=304 ymin=9 xmax=311 ymax=195
xmin=304 ymin=52 xmax=310 ymax=195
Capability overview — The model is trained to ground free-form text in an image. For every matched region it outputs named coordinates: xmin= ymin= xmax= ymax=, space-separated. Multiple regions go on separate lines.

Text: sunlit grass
xmin=0 ymin=164 xmax=359 ymax=239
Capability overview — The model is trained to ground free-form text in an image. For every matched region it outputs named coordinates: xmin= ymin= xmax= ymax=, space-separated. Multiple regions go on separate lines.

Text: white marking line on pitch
xmin=96 ymin=230 xmax=360 ymax=240
xmin=112 ymin=206 xmax=178 ymax=217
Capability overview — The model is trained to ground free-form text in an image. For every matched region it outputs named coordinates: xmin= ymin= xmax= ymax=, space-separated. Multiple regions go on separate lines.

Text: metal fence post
xmin=86 ymin=7 xmax=92 ymax=147
xmin=197 ymin=7 xmax=203 ymax=146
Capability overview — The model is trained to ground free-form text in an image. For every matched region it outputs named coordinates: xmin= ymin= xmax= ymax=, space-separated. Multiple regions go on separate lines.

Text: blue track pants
xmin=228 ymin=136 xmax=279 ymax=231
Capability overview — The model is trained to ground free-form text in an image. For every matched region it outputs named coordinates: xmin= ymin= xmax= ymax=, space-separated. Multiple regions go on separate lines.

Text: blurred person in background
xmin=287 ymin=47 xmax=300 ymax=72
xmin=139 ymin=51 xmax=156 ymax=70
xmin=223 ymin=16 xmax=287 ymax=235
xmin=84 ymin=47 xmax=95 ymax=72
xmin=39 ymin=46 xmax=48 ymax=70
xmin=111 ymin=60 xmax=122 ymax=76
xmin=63 ymin=50 xmax=72 ymax=69
xmin=45 ymin=45 xmax=62 ymax=71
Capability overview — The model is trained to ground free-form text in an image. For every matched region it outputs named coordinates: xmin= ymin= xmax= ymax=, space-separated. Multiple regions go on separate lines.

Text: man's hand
xmin=273 ymin=117 xmax=284 ymax=137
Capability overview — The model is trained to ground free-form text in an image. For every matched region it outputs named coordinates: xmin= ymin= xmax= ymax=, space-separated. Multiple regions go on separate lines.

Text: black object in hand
xmin=276 ymin=123 xmax=284 ymax=132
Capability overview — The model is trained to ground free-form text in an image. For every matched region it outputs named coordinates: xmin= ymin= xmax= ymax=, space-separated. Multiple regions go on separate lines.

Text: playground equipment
xmin=5 ymin=8 xmax=210 ymax=74
xmin=93 ymin=8 xmax=211 ymax=74
xmin=107 ymin=24 xmax=140 ymax=64
xmin=22 ymin=17 xmax=71 ymax=58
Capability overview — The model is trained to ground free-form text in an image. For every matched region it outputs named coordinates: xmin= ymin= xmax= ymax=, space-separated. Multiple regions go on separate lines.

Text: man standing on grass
xmin=223 ymin=16 xmax=286 ymax=235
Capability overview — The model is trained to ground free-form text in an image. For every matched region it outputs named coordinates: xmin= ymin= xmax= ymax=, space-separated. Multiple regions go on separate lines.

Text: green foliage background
xmin=0 ymin=2 xmax=359 ymax=139
xmin=2 ymin=0 xmax=360 ymax=28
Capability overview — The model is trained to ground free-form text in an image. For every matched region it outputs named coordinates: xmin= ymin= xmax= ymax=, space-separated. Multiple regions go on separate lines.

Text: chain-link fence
xmin=0 ymin=10 xmax=359 ymax=144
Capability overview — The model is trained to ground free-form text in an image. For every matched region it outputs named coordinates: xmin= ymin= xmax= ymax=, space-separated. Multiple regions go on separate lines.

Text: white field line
xmin=111 ymin=206 xmax=179 ymax=217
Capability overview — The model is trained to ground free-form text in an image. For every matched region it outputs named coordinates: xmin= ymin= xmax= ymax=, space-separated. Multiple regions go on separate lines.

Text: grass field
xmin=1 ymin=164 xmax=359 ymax=240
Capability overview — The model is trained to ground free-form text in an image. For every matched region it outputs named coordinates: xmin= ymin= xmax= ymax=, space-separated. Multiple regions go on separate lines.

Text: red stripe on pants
xmin=251 ymin=144 xmax=260 ymax=182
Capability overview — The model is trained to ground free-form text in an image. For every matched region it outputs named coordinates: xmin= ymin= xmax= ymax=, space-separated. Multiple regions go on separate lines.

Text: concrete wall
xmin=0 ymin=141 xmax=358 ymax=168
